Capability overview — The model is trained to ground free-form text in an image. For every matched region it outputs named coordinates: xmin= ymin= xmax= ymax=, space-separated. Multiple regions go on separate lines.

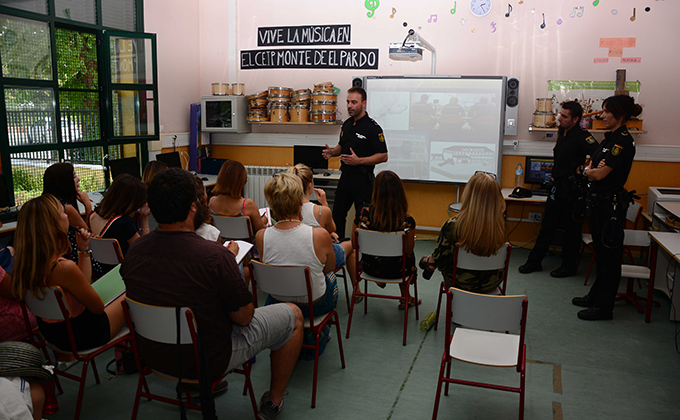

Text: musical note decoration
xmin=451 ymin=1 xmax=457 ymax=14
xmin=611 ymin=9 xmax=618 ymax=15
xmin=630 ymin=8 xmax=636 ymax=21
xmin=365 ymin=0 xmax=379 ymax=18
xmin=390 ymin=7 xmax=396 ymax=18
xmin=540 ymin=13 xmax=546 ymax=29
xmin=557 ymin=18 xmax=563 ymax=25
xmin=490 ymin=21 xmax=497 ymax=32
xmin=570 ymin=6 xmax=584 ymax=18
xmin=428 ymin=14 xmax=438 ymax=23
xmin=505 ymin=4 xmax=513 ymax=17
xmin=593 ymin=0 xmax=599 ymax=6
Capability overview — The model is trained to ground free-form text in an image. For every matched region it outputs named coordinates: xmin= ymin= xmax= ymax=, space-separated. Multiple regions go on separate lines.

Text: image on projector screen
xmin=364 ymin=76 xmax=506 ymax=184
xmin=429 ymin=141 xmax=497 ymax=182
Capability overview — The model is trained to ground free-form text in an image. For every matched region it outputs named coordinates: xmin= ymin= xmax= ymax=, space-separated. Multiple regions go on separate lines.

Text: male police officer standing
xmin=323 ymin=86 xmax=388 ymax=237
xmin=519 ymin=101 xmax=598 ymax=277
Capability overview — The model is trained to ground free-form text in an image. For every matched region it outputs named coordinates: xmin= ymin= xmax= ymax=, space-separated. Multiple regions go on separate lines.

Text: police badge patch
xmin=586 ymin=136 xmax=595 ymax=144
xmin=612 ymin=144 xmax=622 ymax=156
xmin=378 ymin=133 xmax=385 ymax=142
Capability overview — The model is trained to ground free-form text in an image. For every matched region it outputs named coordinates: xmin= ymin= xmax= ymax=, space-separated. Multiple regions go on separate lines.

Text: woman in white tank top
xmin=256 ymin=173 xmax=338 ymax=318
xmin=288 ymin=164 xmax=361 ymax=302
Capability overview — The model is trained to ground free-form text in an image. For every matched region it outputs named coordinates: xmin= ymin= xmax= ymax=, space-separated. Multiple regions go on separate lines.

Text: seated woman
xmin=43 ymin=163 xmax=102 ymax=277
xmin=141 ymin=160 xmax=168 ymax=186
xmin=10 ymin=195 xmax=126 ymax=354
xmin=256 ymin=173 xmax=337 ymax=319
xmin=420 ymin=172 xmax=507 ymax=293
xmin=193 ymin=175 xmax=220 ymax=242
xmin=353 ymin=170 xmax=419 ymax=309
xmin=89 ymin=174 xmax=150 ymax=272
xmin=209 ymin=160 xmax=268 ymax=235
xmin=287 ymin=164 xmax=359 ymax=298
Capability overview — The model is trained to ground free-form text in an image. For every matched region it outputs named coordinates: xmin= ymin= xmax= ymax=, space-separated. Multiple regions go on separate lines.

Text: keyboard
xmin=0 ymin=210 xmax=19 ymax=224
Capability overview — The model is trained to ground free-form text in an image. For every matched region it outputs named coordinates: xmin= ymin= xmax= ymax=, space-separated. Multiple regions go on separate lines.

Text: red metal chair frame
xmin=432 ymin=289 xmax=528 ymax=420
xmin=346 ymin=228 xmax=418 ymax=346
xmin=434 ymin=243 xmax=512 ymax=330
xmin=250 ymin=260 xmax=346 ymax=408
xmin=122 ymin=298 xmax=258 ymax=419
xmin=22 ymin=287 xmax=130 ymax=420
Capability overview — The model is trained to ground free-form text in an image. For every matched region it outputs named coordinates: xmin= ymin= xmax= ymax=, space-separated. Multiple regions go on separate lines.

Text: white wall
xmin=148 ymin=0 xmax=680 ymax=146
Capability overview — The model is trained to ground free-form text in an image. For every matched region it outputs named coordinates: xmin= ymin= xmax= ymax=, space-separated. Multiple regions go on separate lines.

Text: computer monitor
xmin=199 ymin=157 xmax=227 ymax=175
xmin=524 ymin=156 xmax=554 ymax=186
xmin=109 ymin=157 xmax=141 ymax=180
xmin=293 ymin=145 xmax=328 ymax=173
xmin=156 ymin=151 xmax=182 ymax=168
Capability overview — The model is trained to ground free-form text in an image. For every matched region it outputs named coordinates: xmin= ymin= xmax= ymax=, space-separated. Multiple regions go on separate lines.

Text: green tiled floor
xmin=44 ymin=242 xmax=680 ymax=419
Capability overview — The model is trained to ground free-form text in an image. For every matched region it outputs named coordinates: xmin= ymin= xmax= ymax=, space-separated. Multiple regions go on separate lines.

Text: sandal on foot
xmin=376 ymin=282 xmax=387 ymax=289
xmin=419 ymin=257 xmax=436 ymax=280
xmin=398 ymin=297 xmax=422 ymax=310
xmin=354 ymin=294 xmax=364 ymax=303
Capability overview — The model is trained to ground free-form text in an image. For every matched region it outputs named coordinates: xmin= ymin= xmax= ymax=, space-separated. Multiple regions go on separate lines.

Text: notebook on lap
xmin=91 ymin=264 xmax=126 ymax=306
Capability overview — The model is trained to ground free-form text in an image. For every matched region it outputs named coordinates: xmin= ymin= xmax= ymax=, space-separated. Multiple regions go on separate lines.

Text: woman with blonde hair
xmin=11 ymin=195 xmax=126 ymax=353
xmin=209 ymin=159 xmax=268 ymax=234
xmin=141 ymin=160 xmax=168 ymax=186
xmin=287 ymin=164 xmax=359 ymax=298
xmin=354 ymin=170 xmax=419 ymax=309
xmin=420 ymin=172 xmax=507 ymax=292
xmin=256 ymin=172 xmax=337 ymax=318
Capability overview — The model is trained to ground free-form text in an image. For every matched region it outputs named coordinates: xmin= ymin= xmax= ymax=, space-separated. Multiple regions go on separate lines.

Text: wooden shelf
xmin=528 ymin=125 xmax=646 ymax=134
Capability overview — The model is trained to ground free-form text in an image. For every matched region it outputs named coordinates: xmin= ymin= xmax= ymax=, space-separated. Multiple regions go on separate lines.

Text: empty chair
xmin=432 ymin=288 xmax=528 ymax=420
xmin=434 ymin=243 xmax=511 ymax=330
xmin=250 ymin=260 xmax=345 ymax=408
xmin=616 ymin=229 xmax=660 ymax=322
xmin=346 ymin=228 xmax=418 ymax=346
xmin=122 ymin=297 xmax=258 ymax=419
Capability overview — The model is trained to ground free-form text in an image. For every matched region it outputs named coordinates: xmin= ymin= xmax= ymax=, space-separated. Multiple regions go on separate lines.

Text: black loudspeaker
xmin=504 ymin=77 xmax=519 ymax=136
xmin=351 ymin=77 xmax=363 ymax=88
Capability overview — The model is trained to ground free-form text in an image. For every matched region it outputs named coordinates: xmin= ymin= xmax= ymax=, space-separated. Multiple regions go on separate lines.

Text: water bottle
xmin=420 ymin=312 xmax=437 ymax=331
xmin=515 ymin=163 xmax=523 ymax=188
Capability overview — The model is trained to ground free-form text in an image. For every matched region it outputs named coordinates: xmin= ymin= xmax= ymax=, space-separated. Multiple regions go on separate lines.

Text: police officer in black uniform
xmin=572 ymin=95 xmax=641 ymax=321
xmin=519 ymin=101 xmax=598 ymax=277
xmin=323 ymin=86 xmax=388 ymax=237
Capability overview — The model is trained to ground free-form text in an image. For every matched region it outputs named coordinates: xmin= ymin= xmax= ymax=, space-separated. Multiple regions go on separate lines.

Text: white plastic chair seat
xmin=623 ymin=229 xmax=650 ymax=247
xmin=304 ymin=312 xmax=335 ymax=329
xmin=45 ymin=326 xmax=130 ymax=357
xmin=450 ymin=328 xmax=520 ymax=367
xmin=582 ymin=233 xmax=593 ymax=245
xmin=621 ymin=264 xmax=650 ymax=279
xmin=359 ymin=273 xmax=404 ymax=284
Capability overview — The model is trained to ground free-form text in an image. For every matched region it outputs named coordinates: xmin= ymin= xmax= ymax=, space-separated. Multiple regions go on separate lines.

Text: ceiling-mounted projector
xmin=388 ymin=29 xmax=437 ymax=74
xmin=389 ymin=42 xmax=423 ymax=61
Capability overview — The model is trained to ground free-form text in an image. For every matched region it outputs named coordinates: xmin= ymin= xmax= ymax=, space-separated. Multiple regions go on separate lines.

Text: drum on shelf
xmin=536 ymin=98 xmax=553 ymax=113
xmin=532 ymin=111 xmax=555 ymax=128
xmin=311 ymin=100 xmax=337 ymax=112
xmin=311 ymin=110 xmax=336 ymax=123
xmin=211 ymin=83 xmax=230 ymax=95
xmin=270 ymin=104 xmax=289 ymax=122
xmin=231 ymin=83 xmax=245 ymax=96
xmin=290 ymin=104 xmax=310 ymax=122
xmin=268 ymin=94 xmax=291 ymax=104
xmin=269 ymin=86 xmax=293 ymax=97
xmin=292 ymin=92 xmax=311 ymax=103
xmin=312 ymin=93 xmax=337 ymax=102
xmin=247 ymin=115 xmax=269 ymax=123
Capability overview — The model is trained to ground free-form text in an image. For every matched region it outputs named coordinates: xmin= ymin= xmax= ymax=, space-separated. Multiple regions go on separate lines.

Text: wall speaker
xmin=351 ymin=76 xmax=364 ymax=88
xmin=504 ymin=77 xmax=519 ymax=136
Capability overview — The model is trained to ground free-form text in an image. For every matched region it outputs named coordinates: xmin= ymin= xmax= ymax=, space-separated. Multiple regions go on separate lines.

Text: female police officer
xmin=572 ymin=95 xmax=642 ymax=320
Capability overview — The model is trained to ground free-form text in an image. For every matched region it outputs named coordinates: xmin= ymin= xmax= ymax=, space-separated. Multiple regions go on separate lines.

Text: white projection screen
xmin=364 ymin=76 xmax=506 ymax=184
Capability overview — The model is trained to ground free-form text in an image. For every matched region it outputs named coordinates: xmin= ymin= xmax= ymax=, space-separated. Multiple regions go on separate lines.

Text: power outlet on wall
xmin=529 ymin=212 xmax=542 ymax=223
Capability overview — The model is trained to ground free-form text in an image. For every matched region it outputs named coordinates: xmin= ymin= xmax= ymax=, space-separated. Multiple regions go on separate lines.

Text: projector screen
xmin=364 ymin=76 xmax=506 ymax=184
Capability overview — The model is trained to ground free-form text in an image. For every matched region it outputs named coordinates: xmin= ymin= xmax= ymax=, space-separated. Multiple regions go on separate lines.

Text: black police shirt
xmin=590 ymin=126 xmax=636 ymax=194
xmin=553 ymin=126 xmax=598 ymax=182
xmin=338 ymin=112 xmax=387 ymax=174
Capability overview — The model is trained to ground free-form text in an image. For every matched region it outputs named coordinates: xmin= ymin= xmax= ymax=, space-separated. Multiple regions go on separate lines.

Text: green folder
xmin=91 ymin=264 xmax=125 ymax=306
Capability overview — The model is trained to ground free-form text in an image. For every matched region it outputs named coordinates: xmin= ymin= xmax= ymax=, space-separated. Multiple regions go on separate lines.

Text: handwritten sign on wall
xmin=257 ymin=25 xmax=351 ymax=46
xmin=241 ymin=48 xmax=379 ymax=70
xmin=243 ymin=24 xmax=378 ymax=70
xmin=599 ymin=37 xmax=636 ymax=57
